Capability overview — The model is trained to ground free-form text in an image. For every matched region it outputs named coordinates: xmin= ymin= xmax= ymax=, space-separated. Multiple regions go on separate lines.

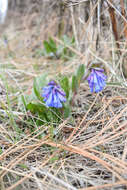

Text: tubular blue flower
xmin=42 ymin=81 xmax=66 ymax=108
xmin=87 ymin=68 xmax=107 ymax=93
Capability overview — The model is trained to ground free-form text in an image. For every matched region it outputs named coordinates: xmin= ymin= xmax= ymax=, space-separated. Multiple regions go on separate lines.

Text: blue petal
xmin=57 ymin=89 xmax=66 ymax=96
xmin=98 ymin=77 xmax=106 ymax=90
xmin=42 ymin=81 xmax=66 ymax=108
xmin=48 ymin=81 xmax=56 ymax=86
xmin=42 ymin=89 xmax=50 ymax=98
xmin=56 ymin=92 xmax=66 ymax=102
xmin=95 ymin=82 xmax=102 ymax=92
xmin=42 ymin=86 xmax=52 ymax=91
xmin=45 ymin=92 xmax=54 ymax=107
xmin=87 ymin=68 xmax=107 ymax=93
xmin=95 ymin=70 xmax=107 ymax=80
xmin=53 ymin=94 xmax=62 ymax=108
xmin=88 ymin=81 xmax=94 ymax=93
xmin=42 ymin=86 xmax=52 ymax=96
xmin=87 ymin=73 xmax=95 ymax=92
xmin=93 ymin=72 xmax=99 ymax=84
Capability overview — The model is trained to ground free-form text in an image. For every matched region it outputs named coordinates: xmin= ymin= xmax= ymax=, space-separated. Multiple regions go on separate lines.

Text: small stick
xmin=120 ymin=0 xmax=127 ymax=43
xmin=107 ymin=0 xmax=120 ymax=50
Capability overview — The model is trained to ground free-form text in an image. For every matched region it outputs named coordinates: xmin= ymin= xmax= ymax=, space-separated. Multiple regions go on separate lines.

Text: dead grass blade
xmin=79 ymin=180 xmax=127 ymax=190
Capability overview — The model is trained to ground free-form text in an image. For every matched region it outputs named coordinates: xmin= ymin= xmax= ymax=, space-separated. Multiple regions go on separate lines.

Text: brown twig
xmin=120 ymin=0 xmax=127 ymax=43
xmin=107 ymin=0 xmax=120 ymax=50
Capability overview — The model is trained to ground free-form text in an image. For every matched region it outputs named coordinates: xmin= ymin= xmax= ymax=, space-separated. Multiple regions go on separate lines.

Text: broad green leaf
xmin=26 ymin=102 xmax=39 ymax=113
xmin=71 ymin=36 xmax=75 ymax=44
xmin=44 ymin=38 xmax=57 ymax=54
xmin=76 ymin=64 xmax=85 ymax=85
xmin=72 ymin=75 xmax=78 ymax=93
xmin=27 ymin=102 xmax=46 ymax=114
xmin=18 ymin=94 xmax=33 ymax=110
xmin=26 ymin=102 xmax=54 ymax=123
xmin=33 ymin=81 xmax=41 ymax=100
xmin=33 ymin=73 xmax=47 ymax=100
xmin=49 ymin=37 xmax=57 ymax=52
xmin=44 ymin=41 xmax=52 ymax=53
xmin=60 ymin=76 xmax=70 ymax=98
xmin=63 ymin=104 xmax=71 ymax=118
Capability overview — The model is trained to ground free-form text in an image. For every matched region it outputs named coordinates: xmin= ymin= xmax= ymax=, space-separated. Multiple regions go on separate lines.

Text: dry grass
xmin=0 ymin=0 xmax=127 ymax=190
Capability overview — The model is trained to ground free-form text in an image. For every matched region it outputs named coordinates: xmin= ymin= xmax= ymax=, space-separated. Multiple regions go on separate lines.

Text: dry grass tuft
xmin=0 ymin=0 xmax=127 ymax=189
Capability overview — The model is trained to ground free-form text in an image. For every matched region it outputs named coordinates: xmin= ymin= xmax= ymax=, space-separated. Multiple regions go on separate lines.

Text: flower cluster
xmin=42 ymin=81 xmax=66 ymax=108
xmin=42 ymin=68 xmax=107 ymax=108
xmin=87 ymin=68 xmax=107 ymax=93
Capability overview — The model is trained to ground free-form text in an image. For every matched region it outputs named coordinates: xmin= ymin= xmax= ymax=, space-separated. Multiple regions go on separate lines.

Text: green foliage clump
xmin=18 ymin=64 xmax=85 ymax=129
xmin=35 ymin=35 xmax=75 ymax=61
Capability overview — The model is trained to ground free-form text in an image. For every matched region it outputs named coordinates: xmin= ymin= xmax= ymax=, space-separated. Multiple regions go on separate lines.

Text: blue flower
xmin=87 ymin=68 xmax=107 ymax=93
xmin=42 ymin=81 xmax=66 ymax=108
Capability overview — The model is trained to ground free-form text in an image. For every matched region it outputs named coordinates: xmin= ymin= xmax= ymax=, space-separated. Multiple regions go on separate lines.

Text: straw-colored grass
xmin=0 ymin=0 xmax=127 ymax=189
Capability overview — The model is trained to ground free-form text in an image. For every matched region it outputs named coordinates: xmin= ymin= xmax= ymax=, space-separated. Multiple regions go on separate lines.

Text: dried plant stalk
xmin=120 ymin=0 xmax=127 ymax=42
xmin=108 ymin=0 xmax=120 ymax=49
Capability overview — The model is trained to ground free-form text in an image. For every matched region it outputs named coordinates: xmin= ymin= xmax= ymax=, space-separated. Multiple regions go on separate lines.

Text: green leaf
xmin=60 ymin=76 xmax=70 ymax=98
xmin=71 ymin=36 xmax=75 ymax=44
xmin=72 ymin=75 xmax=78 ymax=93
xmin=62 ymin=35 xmax=75 ymax=46
xmin=18 ymin=163 xmax=28 ymax=169
xmin=27 ymin=102 xmax=50 ymax=123
xmin=26 ymin=102 xmax=38 ymax=113
xmin=27 ymin=102 xmax=45 ymax=114
xmin=33 ymin=73 xmax=47 ymax=100
xmin=34 ymin=48 xmax=47 ymax=57
xmin=63 ymin=104 xmax=71 ymax=118
xmin=44 ymin=41 xmax=52 ymax=53
xmin=62 ymin=35 xmax=71 ymax=46
xmin=49 ymin=37 xmax=57 ymax=51
xmin=76 ymin=64 xmax=85 ymax=85
xmin=18 ymin=74 xmax=48 ymax=111
xmin=33 ymin=81 xmax=41 ymax=100
xmin=43 ymin=38 xmax=57 ymax=54
xmin=50 ymin=155 xmax=59 ymax=163
xmin=49 ymin=125 xmax=54 ymax=140
xmin=21 ymin=95 xmax=27 ymax=108
xmin=106 ymin=82 xmax=122 ymax=86
xmin=0 ymin=148 xmax=3 ymax=155
xmin=18 ymin=94 xmax=33 ymax=110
